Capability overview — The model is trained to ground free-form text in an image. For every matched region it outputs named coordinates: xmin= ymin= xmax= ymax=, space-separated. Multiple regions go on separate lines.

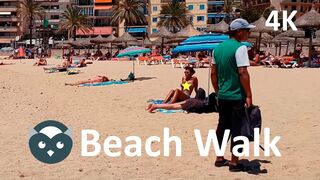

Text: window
xmin=200 ymin=4 xmax=205 ymax=10
xmin=197 ymin=16 xmax=204 ymax=22
xmin=51 ymin=15 xmax=59 ymax=19
xmin=153 ymin=6 xmax=157 ymax=12
xmin=188 ymin=5 xmax=193 ymax=10
xmin=152 ymin=28 xmax=157 ymax=33
xmin=152 ymin=17 xmax=157 ymax=23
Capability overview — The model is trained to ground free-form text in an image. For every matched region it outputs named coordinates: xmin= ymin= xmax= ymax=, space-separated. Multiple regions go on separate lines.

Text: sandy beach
xmin=0 ymin=57 xmax=320 ymax=179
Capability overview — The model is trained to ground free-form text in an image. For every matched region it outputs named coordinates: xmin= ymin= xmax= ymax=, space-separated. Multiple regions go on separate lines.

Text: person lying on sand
xmin=65 ymin=76 xmax=113 ymax=86
xmin=164 ymin=66 xmax=198 ymax=104
xmin=146 ymin=88 xmax=217 ymax=113
xmin=0 ymin=62 xmax=15 ymax=65
xmin=33 ymin=58 xmax=47 ymax=66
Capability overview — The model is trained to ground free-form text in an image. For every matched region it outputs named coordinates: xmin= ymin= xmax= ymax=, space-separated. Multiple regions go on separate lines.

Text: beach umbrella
xmin=251 ymin=17 xmax=274 ymax=51
xmin=274 ymin=35 xmax=296 ymax=55
xmin=113 ymin=32 xmax=138 ymax=47
xmin=250 ymin=32 xmax=273 ymax=40
xmin=173 ymin=34 xmax=252 ymax=53
xmin=90 ymin=35 xmax=105 ymax=44
xmin=149 ymin=26 xmax=173 ymax=55
xmin=104 ymin=34 xmax=118 ymax=52
xmin=206 ymin=20 xmax=229 ymax=34
xmin=142 ymin=38 xmax=153 ymax=46
xmin=278 ymin=29 xmax=305 ymax=51
xmin=295 ymin=3 xmax=320 ymax=67
xmin=117 ymin=46 xmax=151 ymax=79
xmin=56 ymin=42 xmax=70 ymax=57
xmin=174 ymin=24 xmax=203 ymax=38
xmin=142 ymin=38 xmax=161 ymax=46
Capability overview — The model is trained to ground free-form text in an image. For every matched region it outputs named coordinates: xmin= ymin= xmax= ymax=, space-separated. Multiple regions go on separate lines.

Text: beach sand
xmin=0 ymin=58 xmax=319 ymax=179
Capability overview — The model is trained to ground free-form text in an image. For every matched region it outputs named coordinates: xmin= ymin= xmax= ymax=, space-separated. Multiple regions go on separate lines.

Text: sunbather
xmin=146 ymin=88 xmax=218 ymax=113
xmin=0 ymin=62 xmax=14 ymax=65
xmin=65 ymin=76 xmax=112 ymax=86
xmin=164 ymin=66 xmax=198 ymax=104
xmin=33 ymin=58 xmax=47 ymax=66
xmin=77 ymin=59 xmax=86 ymax=67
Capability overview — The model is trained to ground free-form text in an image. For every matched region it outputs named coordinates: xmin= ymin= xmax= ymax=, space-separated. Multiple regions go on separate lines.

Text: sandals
xmin=214 ymin=159 xmax=229 ymax=167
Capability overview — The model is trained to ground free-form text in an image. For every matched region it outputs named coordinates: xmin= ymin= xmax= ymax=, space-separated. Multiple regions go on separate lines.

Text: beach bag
xmin=128 ymin=72 xmax=135 ymax=80
xmin=241 ymin=105 xmax=262 ymax=142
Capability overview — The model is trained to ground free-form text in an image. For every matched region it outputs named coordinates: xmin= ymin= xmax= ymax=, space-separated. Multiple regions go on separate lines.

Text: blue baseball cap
xmin=229 ymin=18 xmax=256 ymax=31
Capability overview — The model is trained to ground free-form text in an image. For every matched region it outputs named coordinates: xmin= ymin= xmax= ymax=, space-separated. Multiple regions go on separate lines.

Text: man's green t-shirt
xmin=212 ymin=39 xmax=250 ymax=100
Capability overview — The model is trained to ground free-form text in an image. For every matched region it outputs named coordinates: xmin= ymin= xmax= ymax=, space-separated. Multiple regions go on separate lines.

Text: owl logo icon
xmin=28 ymin=120 xmax=73 ymax=164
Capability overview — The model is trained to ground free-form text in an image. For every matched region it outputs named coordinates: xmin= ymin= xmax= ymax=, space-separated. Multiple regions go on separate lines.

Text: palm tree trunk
xmin=29 ymin=15 xmax=33 ymax=47
xmin=73 ymin=27 xmax=76 ymax=41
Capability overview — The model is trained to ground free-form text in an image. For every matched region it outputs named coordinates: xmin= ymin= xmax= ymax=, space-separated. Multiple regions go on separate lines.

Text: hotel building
xmin=0 ymin=0 xmax=21 ymax=46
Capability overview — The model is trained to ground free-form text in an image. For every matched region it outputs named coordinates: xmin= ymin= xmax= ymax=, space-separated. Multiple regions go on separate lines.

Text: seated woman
xmin=33 ymin=58 xmax=47 ymax=66
xmin=65 ymin=76 xmax=112 ymax=86
xmin=44 ymin=56 xmax=72 ymax=71
xmin=76 ymin=59 xmax=86 ymax=67
xmin=164 ymin=67 xmax=198 ymax=104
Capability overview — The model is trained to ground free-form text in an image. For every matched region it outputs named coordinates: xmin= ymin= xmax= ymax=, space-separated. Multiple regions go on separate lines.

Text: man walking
xmin=211 ymin=18 xmax=254 ymax=172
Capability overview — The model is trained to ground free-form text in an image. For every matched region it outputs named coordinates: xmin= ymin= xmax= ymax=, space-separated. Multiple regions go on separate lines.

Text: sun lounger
xmin=137 ymin=56 xmax=151 ymax=65
xmin=279 ymin=56 xmax=298 ymax=68
xmin=151 ymin=56 xmax=165 ymax=64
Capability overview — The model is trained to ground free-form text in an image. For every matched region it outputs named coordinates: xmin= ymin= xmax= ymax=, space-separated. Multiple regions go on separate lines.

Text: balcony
xmin=0 ymin=6 xmax=17 ymax=12
xmin=0 ymin=16 xmax=18 ymax=21
xmin=0 ymin=26 xmax=18 ymax=32
xmin=0 ymin=36 xmax=15 ymax=44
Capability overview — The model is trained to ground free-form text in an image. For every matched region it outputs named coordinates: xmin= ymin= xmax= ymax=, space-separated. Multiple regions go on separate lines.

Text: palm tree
xmin=224 ymin=0 xmax=234 ymax=23
xmin=157 ymin=0 xmax=190 ymax=33
xmin=18 ymin=0 xmax=44 ymax=47
xmin=111 ymin=0 xmax=147 ymax=32
xmin=60 ymin=6 xmax=92 ymax=41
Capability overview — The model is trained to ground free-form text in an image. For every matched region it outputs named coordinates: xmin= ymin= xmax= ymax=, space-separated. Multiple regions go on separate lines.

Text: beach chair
xmin=171 ymin=58 xmax=189 ymax=68
xmin=279 ymin=56 xmax=297 ymax=68
xmin=151 ymin=56 xmax=165 ymax=65
xmin=137 ymin=56 xmax=151 ymax=65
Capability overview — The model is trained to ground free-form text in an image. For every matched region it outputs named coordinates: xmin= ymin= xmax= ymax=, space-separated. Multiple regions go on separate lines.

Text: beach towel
xmin=79 ymin=81 xmax=129 ymax=87
xmin=147 ymin=99 xmax=184 ymax=114
xmin=67 ymin=69 xmax=80 ymax=75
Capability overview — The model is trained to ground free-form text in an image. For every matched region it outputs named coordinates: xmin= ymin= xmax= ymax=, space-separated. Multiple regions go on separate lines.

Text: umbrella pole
xmin=161 ymin=37 xmax=164 ymax=55
xmin=294 ymin=37 xmax=297 ymax=51
xmin=275 ymin=45 xmax=278 ymax=56
xmin=132 ymin=56 xmax=135 ymax=78
xmin=279 ymin=42 xmax=282 ymax=56
xmin=258 ymin=32 xmax=262 ymax=51
xmin=285 ymin=41 xmax=289 ymax=55
xmin=308 ymin=36 xmax=312 ymax=67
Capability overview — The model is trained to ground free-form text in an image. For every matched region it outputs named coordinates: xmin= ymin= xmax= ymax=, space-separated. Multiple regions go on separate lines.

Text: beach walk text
xmin=81 ymin=128 xmax=281 ymax=157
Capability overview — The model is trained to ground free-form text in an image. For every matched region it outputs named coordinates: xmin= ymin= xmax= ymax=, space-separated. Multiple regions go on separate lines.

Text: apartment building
xmin=0 ymin=0 xmax=21 ymax=46
xmin=149 ymin=0 xmax=208 ymax=33
xmin=75 ymin=0 xmax=115 ymax=37
xmin=280 ymin=0 xmax=320 ymax=17
xmin=242 ymin=0 xmax=272 ymax=9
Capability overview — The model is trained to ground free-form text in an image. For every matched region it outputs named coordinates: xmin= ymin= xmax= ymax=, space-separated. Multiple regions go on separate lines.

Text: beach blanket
xmin=79 ymin=81 xmax=129 ymax=87
xmin=66 ymin=69 xmax=80 ymax=75
xmin=148 ymin=99 xmax=184 ymax=114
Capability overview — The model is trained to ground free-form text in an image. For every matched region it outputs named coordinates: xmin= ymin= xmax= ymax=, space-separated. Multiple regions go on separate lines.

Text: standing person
xmin=211 ymin=18 xmax=254 ymax=172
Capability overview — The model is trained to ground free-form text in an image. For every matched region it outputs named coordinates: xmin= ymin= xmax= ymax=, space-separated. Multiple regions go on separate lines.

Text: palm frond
xmin=60 ymin=6 xmax=92 ymax=40
xmin=111 ymin=0 xmax=147 ymax=27
xmin=157 ymin=1 xmax=191 ymax=33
